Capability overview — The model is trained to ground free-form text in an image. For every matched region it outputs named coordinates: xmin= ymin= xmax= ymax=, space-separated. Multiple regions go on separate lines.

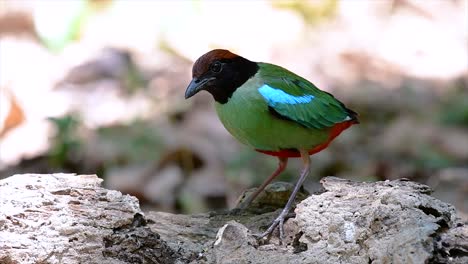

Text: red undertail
xmin=256 ymin=120 xmax=357 ymax=158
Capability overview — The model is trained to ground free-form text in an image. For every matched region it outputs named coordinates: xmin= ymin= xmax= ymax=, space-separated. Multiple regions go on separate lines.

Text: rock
xmin=0 ymin=174 xmax=140 ymax=264
xmin=0 ymin=174 xmax=466 ymax=264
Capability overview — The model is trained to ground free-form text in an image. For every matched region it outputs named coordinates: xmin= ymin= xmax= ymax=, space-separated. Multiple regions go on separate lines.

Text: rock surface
xmin=0 ymin=174 xmax=466 ymax=264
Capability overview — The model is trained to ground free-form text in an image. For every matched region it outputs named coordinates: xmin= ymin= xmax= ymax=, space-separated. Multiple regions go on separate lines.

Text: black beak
xmin=185 ymin=77 xmax=215 ymax=99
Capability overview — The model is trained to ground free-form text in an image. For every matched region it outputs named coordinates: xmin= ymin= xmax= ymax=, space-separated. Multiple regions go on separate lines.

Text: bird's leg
xmin=257 ymin=150 xmax=310 ymax=243
xmin=238 ymin=157 xmax=288 ymax=209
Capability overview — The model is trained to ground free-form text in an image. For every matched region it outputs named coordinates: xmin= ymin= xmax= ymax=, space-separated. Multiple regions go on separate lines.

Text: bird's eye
xmin=210 ymin=61 xmax=222 ymax=73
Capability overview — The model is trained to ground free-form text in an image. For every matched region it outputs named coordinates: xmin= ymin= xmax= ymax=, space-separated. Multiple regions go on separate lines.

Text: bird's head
xmin=185 ymin=49 xmax=259 ymax=104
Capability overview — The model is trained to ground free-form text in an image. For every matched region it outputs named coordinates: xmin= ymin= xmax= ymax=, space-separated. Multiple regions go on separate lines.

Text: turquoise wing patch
xmin=258 ymin=85 xmax=315 ymax=105
xmin=258 ymin=78 xmax=350 ymax=129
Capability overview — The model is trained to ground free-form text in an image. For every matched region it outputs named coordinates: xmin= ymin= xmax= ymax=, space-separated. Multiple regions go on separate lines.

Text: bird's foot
xmin=254 ymin=211 xmax=296 ymax=245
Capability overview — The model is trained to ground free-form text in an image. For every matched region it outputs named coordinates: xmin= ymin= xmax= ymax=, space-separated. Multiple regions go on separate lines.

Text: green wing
xmin=258 ymin=63 xmax=355 ymax=130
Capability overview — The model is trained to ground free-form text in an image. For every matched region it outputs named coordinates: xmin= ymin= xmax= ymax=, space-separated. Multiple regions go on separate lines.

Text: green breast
xmin=214 ymin=75 xmax=330 ymax=151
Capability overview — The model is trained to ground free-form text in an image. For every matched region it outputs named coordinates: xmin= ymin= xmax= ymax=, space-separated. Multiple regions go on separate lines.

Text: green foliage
xmin=415 ymin=144 xmax=455 ymax=170
xmin=36 ymin=0 xmax=90 ymax=52
xmin=177 ymin=191 xmax=206 ymax=214
xmin=45 ymin=115 xmax=164 ymax=180
xmin=439 ymin=85 xmax=468 ymax=127
xmin=122 ymin=58 xmax=148 ymax=94
xmin=97 ymin=120 xmax=164 ymax=165
xmin=47 ymin=114 xmax=82 ymax=168
xmin=37 ymin=0 xmax=116 ymax=52
xmin=272 ymin=0 xmax=338 ymax=25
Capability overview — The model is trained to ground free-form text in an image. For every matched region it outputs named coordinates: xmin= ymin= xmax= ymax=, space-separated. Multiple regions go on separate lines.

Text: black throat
xmin=208 ymin=58 xmax=259 ymax=104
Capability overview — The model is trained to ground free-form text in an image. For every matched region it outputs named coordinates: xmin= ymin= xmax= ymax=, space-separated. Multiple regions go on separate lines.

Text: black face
xmin=185 ymin=50 xmax=259 ymax=104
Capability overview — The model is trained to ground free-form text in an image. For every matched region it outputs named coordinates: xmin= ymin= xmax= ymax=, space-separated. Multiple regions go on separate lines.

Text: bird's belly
xmin=215 ymin=99 xmax=329 ymax=152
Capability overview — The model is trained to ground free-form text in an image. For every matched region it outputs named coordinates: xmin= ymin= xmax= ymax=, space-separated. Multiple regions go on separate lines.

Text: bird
xmin=184 ymin=49 xmax=358 ymax=241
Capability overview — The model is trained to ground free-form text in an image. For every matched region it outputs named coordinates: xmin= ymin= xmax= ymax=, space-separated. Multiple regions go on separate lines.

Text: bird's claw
xmin=255 ymin=211 xmax=296 ymax=245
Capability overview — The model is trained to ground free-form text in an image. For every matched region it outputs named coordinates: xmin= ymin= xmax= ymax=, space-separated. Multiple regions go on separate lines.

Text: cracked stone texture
xmin=1 ymin=174 xmax=466 ymax=264
xmin=0 ymin=174 xmax=141 ymax=264
xmin=293 ymin=177 xmax=461 ymax=263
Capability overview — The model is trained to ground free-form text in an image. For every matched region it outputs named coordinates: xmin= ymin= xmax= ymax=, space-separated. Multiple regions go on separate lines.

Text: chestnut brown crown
xmin=192 ymin=49 xmax=239 ymax=77
xmin=185 ymin=49 xmax=259 ymax=104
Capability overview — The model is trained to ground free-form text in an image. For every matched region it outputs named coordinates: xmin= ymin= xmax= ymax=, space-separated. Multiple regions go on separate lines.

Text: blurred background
xmin=0 ymin=0 xmax=466 ymax=218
